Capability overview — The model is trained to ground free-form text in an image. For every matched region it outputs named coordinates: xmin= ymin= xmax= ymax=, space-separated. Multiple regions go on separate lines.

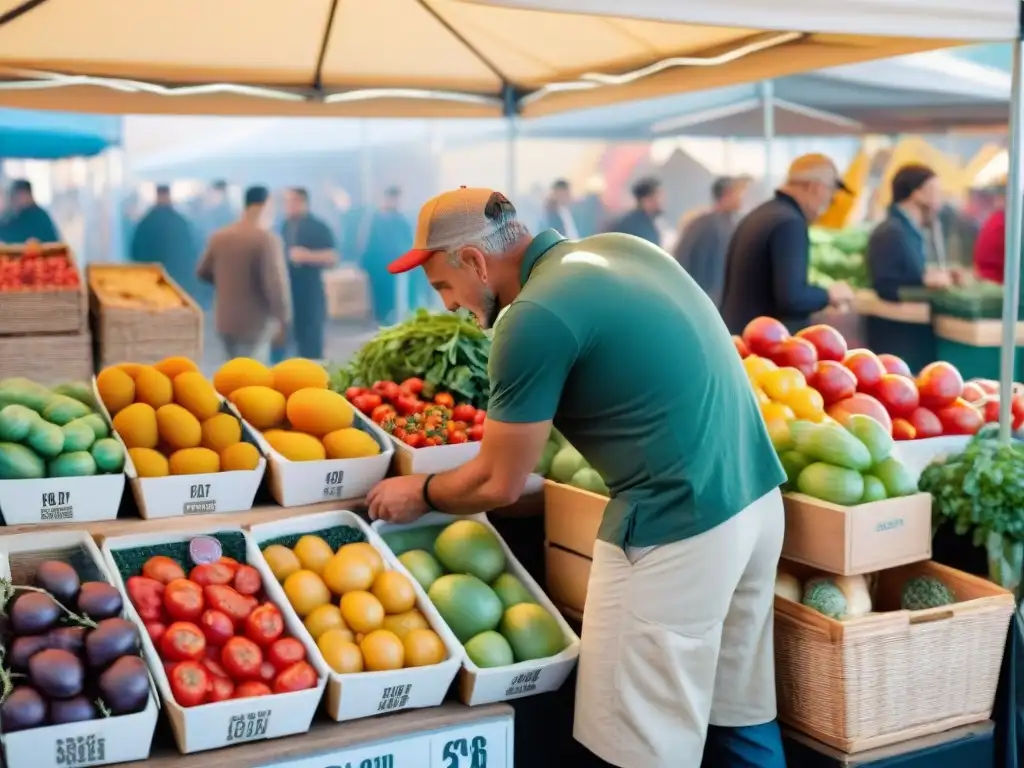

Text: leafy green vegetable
xmin=808 ymin=225 xmax=870 ymax=289
xmin=327 ymin=309 xmax=491 ymax=408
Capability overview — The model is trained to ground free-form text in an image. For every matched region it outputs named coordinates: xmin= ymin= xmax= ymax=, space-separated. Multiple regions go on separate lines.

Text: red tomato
xmin=372 ymin=380 xmax=401 ymax=402
xmin=467 ymin=424 xmax=484 ymax=442
xmin=267 ymin=638 xmax=307 ymax=671
xmin=142 ymin=556 xmax=185 ymax=585
xmin=201 ymin=656 xmax=230 ymax=679
xmin=344 ymin=386 xmax=366 ymax=401
xmin=126 ymin=576 xmax=165 ymax=621
xmin=160 ymin=622 xmax=207 ymax=662
xmin=189 ymin=562 xmax=234 ymax=587
xmin=221 ymin=636 xmax=264 ymax=681
xmin=371 ymin=404 xmax=395 ymax=424
xmin=908 ymin=406 xmax=943 ymax=438
xmin=199 ymin=610 xmax=235 ymax=646
xmin=842 ymin=349 xmax=886 ymax=392
xmin=145 ymin=621 xmax=167 ymax=645
xmin=472 ymin=410 xmax=486 ymax=425
xmin=205 ymin=585 xmax=257 ymax=624
xmin=164 ymin=579 xmax=205 ymax=622
xmin=272 ymin=661 xmax=318 ymax=694
xmin=400 ymin=377 xmax=424 ymax=395
xmin=873 ymin=374 xmax=920 ymax=418
xmin=795 ymin=324 xmax=848 ymax=363
xmin=732 ymin=335 xmax=750 ymax=358
xmin=936 ymin=398 xmax=984 ymax=436
xmin=433 ymin=392 xmax=455 ymax=408
xmin=742 ymin=316 xmax=790 ymax=358
xmin=827 ymin=393 xmax=893 ymax=434
xmin=767 ymin=337 xmax=817 ymax=379
xmin=233 ymin=565 xmax=262 ymax=597
xmin=170 ymin=661 xmax=209 ymax=707
xmin=448 ymin=430 xmax=468 ymax=444
xmin=807 ymin=361 xmax=857 ymax=407
xmin=395 ymin=396 xmax=421 ymax=416
xmin=259 ymin=661 xmax=277 ymax=684
xmin=208 ymin=676 xmax=235 ymax=702
xmin=984 ymin=397 xmax=1001 ymax=424
xmin=234 ymin=681 xmax=272 ymax=699
xmin=892 ymin=418 xmax=917 ymax=441
xmin=961 ymin=381 xmax=987 ymax=403
xmin=163 ymin=661 xmax=177 ymax=678
xmin=425 ymin=436 xmax=443 ymax=447
xmin=1013 ymin=395 xmax=1024 ymax=430
xmin=245 ymin=603 xmax=284 ymax=646
xmin=352 ymin=393 xmax=383 ymax=414
xmin=403 ymin=433 xmax=424 ymax=448
xmin=218 ymin=557 xmax=240 ymax=574
xmin=452 ymin=404 xmax=476 ymax=423
xmin=916 ymin=362 xmax=964 ymax=410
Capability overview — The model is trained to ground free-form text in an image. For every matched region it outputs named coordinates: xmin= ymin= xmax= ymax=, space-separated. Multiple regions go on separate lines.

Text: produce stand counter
xmin=853 ymin=290 xmax=935 ymax=375
xmin=933 ymin=316 xmax=1024 ymax=382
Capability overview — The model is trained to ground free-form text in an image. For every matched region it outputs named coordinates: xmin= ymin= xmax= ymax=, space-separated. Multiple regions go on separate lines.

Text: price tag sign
xmin=263 ymin=733 xmax=426 ymax=768
xmin=430 ymin=718 xmax=510 ymax=768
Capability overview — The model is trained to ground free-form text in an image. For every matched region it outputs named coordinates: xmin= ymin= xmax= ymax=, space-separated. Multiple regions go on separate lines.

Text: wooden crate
xmin=88 ymin=263 xmax=202 ymax=368
xmin=0 ymin=328 xmax=93 ymax=385
xmin=0 ymin=243 xmax=87 ymax=335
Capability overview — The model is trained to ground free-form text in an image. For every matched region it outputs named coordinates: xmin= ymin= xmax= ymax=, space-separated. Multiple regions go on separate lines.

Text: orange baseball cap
xmin=388 ymin=186 xmax=515 ymax=274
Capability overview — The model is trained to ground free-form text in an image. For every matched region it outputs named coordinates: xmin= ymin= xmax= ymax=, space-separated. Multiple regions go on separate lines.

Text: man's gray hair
xmin=445 ymin=214 xmax=528 ymax=267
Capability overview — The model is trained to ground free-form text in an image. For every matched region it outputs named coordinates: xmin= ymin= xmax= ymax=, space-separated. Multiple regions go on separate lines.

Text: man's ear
xmin=461 ymin=246 xmax=488 ymax=282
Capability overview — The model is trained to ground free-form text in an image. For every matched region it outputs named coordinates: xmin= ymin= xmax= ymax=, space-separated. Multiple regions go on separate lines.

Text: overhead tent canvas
xmin=0 ymin=0 xmax=1012 ymax=118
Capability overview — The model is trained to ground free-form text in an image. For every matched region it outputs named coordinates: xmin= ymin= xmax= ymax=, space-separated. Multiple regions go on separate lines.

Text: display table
xmin=933 ymin=315 xmax=1024 ymax=381
xmin=854 ymin=290 xmax=935 ymax=374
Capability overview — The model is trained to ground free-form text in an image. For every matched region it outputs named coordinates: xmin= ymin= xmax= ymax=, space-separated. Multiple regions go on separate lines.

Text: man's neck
xmin=241 ymin=210 xmax=262 ymax=226
xmin=897 ymin=202 xmax=923 ymax=227
xmin=497 ymin=235 xmax=534 ymax=309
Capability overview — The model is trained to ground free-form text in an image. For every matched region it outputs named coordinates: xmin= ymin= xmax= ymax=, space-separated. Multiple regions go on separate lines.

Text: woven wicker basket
xmin=0 ymin=244 xmax=87 ymax=335
xmin=775 ymin=560 xmax=1014 ymax=753
xmin=88 ymin=263 xmax=202 ymax=368
xmin=0 ymin=329 xmax=93 ymax=385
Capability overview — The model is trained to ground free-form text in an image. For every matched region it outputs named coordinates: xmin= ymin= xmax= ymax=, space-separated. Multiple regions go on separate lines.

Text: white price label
xmin=266 ymin=734 xmax=425 ymax=768
xmin=431 ymin=719 xmax=510 ymax=768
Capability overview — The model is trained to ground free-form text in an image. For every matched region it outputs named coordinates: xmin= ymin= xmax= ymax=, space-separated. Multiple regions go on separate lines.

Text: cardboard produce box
xmin=544 ymin=543 xmax=591 ymax=617
xmin=543 ymin=480 xmax=605 ymax=558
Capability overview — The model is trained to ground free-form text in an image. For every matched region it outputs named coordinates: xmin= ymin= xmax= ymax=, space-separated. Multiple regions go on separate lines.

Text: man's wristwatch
xmin=422 ymin=473 xmax=438 ymax=511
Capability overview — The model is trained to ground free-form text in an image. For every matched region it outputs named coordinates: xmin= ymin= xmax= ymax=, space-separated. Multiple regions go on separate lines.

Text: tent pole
xmin=762 ymin=80 xmax=776 ymax=190
xmin=998 ymin=37 xmax=1024 ymax=443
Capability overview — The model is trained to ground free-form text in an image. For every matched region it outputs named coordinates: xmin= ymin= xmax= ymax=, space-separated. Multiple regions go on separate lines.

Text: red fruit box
xmin=101 ymin=527 xmax=326 ymax=755
xmin=0 ymin=243 xmax=86 ymax=337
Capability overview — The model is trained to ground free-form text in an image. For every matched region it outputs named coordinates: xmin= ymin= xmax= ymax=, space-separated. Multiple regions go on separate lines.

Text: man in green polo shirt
xmin=367 ymin=187 xmax=787 ymax=768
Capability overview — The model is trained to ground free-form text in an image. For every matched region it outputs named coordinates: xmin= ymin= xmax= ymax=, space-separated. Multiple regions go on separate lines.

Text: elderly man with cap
xmin=720 ymin=153 xmax=855 ymax=334
xmin=867 ymin=163 xmax=952 ymax=299
xmin=366 ymin=186 xmax=789 ymax=767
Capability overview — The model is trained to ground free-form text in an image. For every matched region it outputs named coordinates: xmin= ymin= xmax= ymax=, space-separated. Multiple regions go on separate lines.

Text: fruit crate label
xmin=376 ymin=683 xmax=412 ymax=713
xmin=40 ymin=490 xmax=73 ymax=521
xmin=323 ymin=470 xmax=345 ymax=500
xmin=503 ymin=668 xmax=542 ymax=698
xmin=225 ymin=708 xmax=272 ymax=744
xmin=875 ymin=517 xmax=905 ymax=532
xmin=54 ymin=733 xmax=106 ymax=765
xmin=431 ymin=719 xmax=510 ymax=768
xmin=183 ymin=483 xmax=216 ymax=514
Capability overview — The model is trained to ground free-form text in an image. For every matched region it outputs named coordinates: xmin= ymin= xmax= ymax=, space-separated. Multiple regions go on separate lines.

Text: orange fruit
xmin=402 ymin=628 xmax=446 ymax=667
xmin=760 ymin=367 xmax=806 ymax=401
xmin=304 ymin=603 xmax=348 ymax=640
xmin=283 ymin=570 xmax=331 ymax=617
xmin=322 ymin=548 xmax=375 ymax=596
xmin=292 ymin=535 xmax=333 ymax=576
xmin=360 ymin=630 xmax=404 ymax=671
xmin=318 ymin=630 xmax=363 ymax=674
xmin=782 ymin=386 xmax=826 ymax=421
xmin=339 ymin=543 xmax=384 ymax=580
xmin=262 ymin=544 xmax=301 ymax=583
xmin=340 ymin=590 xmax=384 ymax=634
xmin=381 ymin=609 xmax=430 ymax=639
xmin=371 ymin=571 xmax=417 ymax=615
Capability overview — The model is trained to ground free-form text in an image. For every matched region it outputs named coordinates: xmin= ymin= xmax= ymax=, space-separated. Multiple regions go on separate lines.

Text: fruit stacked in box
xmin=260 ymin=527 xmax=448 ymax=674
xmin=382 ymin=520 xmax=568 ymax=667
xmin=111 ymin=533 xmax=319 ymax=706
xmin=535 ymin=429 xmax=608 ymax=495
xmin=215 ymin=357 xmax=382 ymax=462
xmin=97 ymin=356 xmax=260 ymax=477
xmin=347 ymin=379 xmax=485 ymax=449
xmin=0 ymin=242 xmax=80 ymax=293
xmin=0 ymin=378 xmax=124 ymax=479
xmin=1 ymin=557 xmax=150 ymax=734
xmin=737 ymin=316 xmax=993 ymax=440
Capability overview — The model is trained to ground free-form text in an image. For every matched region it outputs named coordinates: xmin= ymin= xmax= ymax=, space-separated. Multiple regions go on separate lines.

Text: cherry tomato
xmin=259 ymin=661 xmax=277 ymax=684
xmin=200 ymin=610 xmax=235 ymax=646
xmin=273 ymin=661 xmax=318 ymax=694
xmin=467 ymin=424 xmax=484 ymax=442
xmin=392 ymin=427 xmax=407 ymax=440
xmin=371 ymin=404 xmax=395 ymax=424
xmin=234 ymin=681 xmax=272 ymax=699
xmin=160 ymin=621 xmax=207 ymax=662
xmin=425 ymin=436 xmax=443 ymax=446
xmin=189 ymin=562 xmax=234 ymax=587
xmin=201 ymin=656 xmax=230 ymax=679
xmin=142 ymin=556 xmax=185 ymax=585
xmin=344 ymin=386 xmax=366 ymax=401
xmin=404 ymin=433 xmax=424 ymax=448
xmin=401 ymin=377 xmax=424 ymax=395
xmin=205 ymin=585 xmax=257 ymax=624
xmin=126 ymin=576 xmax=165 ymax=621
xmin=208 ymin=676 xmax=235 ymax=702
xmin=170 ymin=661 xmax=209 ymax=707
xmin=352 ymin=393 xmax=382 ymax=414
xmin=233 ymin=565 xmax=263 ymax=597
xmin=448 ymin=430 xmax=468 ymax=444
xmin=145 ymin=621 xmax=166 ymax=645
xmin=452 ymin=404 xmax=476 ymax=422
xmin=267 ymin=637 xmax=307 ymax=671
xmin=164 ymin=579 xmax=205 ymax=622
xmin=433 ymin=392 xmax=455 ymax=408
xmin=395 ymin=395 xmax=421 ymax=416
xmin=245 ymin=603 xmax=284 ymax=646
xmin=372 ymin=381 xmax=401 ymax=401
xmin=473 ymin=409 xmax=486 ymax=425
xmin=221 ymin=636 xmax=264 ymax=681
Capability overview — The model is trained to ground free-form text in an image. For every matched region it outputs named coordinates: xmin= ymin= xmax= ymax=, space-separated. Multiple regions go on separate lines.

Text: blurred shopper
xmin=367 ymin=186 xmax=788 ymax=768
xmin=867 ymin=164 xmax=952 ymax=299
xmin=190 ymin=180 xmax=235 ymax=310
xmin=604 ymin=177 xmax=664 ymax=245
xmin=197 ymin=186 xmax=290 ymax=360
xmin=361 ymin=186 xmax=414 ymax=324
xmin=327 ymin=183 xmax=367 ymax=263
xmin=720 ymin=154 xmax=854 ymax=334
xmin=974 ymin=177 xmax=1008 ymax=284
xmin=270 ymin=187 xmax=338 ymax=362
xmin=573 ymin=175 xmax=608 ymax=237
xmin=130 ymin=185 xmax=198 ymax=298
xmin=0 ymin=179 xmax=60 ymax=244
xmin=673 ymin=176 xmax=748 ymax=306
xmin=541 ymin=179 xmax=579 ymax=238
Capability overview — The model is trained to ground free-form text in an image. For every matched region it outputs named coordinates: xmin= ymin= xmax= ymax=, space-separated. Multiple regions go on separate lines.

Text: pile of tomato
xmin=345 ymin=378 xmax=485 ymax=448
xmin=126 ymin=554 xmax=318 ymax=707
xmin=0 ymin=244 xmax=80 ymax=293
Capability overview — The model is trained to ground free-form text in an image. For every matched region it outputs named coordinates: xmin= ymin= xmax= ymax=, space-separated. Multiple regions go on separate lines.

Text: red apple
xmin=795 ymin=324 xmax=847 ymax=362
xmin=741 ymin=317 xmax=789 ymax=358
xmin=808 ymin=361 xmax=857 ymax=406
xmin=827 ymin=393 xmax=893 ymax=434
xmin=974 ymin=379 xmax=999 ymax=396
xmin=936 ymin=398 xmax=983 ymax=435
xmin=873 ymin=373 xmax=920 ymax=418
xmin=842 ymin=349 xmax=886 ymax=392
xmin=877 ymin=353 xmax=913 ymax=378
xmin=908 ymin=407 xmax=943 ymax=438
xmin=892 ymin=418 xmax=917 ymax=441
xmin=732 ymin=336 xmax=750 ymax=358
xmin=768 ymin=337 xmax=817 ymax=379
xmin=961 ymin=381 xmax=986 ymax=403
xmin=916 ymin=362 xmax=963 ymax=410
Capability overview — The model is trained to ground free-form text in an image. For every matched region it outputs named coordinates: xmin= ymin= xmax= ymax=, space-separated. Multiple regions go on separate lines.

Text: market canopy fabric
xmin=0 ymin=107 xmax=121 ymax=158
xmin=0 ymin=0 xmax=1002 ymax=118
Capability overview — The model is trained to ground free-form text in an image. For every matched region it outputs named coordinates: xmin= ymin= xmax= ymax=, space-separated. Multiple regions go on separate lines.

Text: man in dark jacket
xmin=605 ymin=177 xmax=663 ymax=245
xmin=720 ymin=154 xmax=854 ymax=334
xmin=673 ymin=176 xmax=747 ymax=306
xmin=867 ymin=164 xmax=949 ymax=300
xmin=1 ymin=180 xmax=60 ymax=244
xmin=130 ymin=185 xmax=198 ymax=296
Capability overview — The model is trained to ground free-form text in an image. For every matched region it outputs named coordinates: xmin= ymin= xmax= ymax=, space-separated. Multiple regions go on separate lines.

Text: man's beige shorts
xmin=573 ymin=488 xmax=785 ymax=768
